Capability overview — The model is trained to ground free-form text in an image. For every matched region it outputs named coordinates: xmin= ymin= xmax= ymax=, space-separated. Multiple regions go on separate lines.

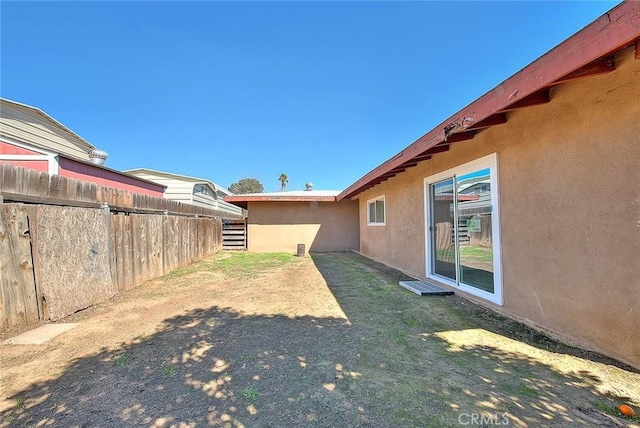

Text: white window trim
xmin=367 ymin=195 xmax=386 ymax=226
xmin=423 ymin=153 xmax=503 ymax=305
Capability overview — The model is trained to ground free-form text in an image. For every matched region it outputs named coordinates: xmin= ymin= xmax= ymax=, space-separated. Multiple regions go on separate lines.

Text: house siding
xmin=58 ymin=157 xmax=165 ymax=197
xmin=357 ymin=46 xmax=640 ymax=368
xmin=0 ymin=141 xmax=45 ymax=155
xmin=0 ymin=100 xmax=92 ymax=160
xmin=247 ymin=200 xmax=359 ymax=254
xmin=0 ymin=159 xmax=49 ymax=173
xmin=126 ymin=170 xmax=243 ymax=217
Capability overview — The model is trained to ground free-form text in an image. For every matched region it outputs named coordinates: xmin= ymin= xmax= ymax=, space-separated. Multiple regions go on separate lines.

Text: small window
xmin=367 ymin=196 xmax=386 ymax=225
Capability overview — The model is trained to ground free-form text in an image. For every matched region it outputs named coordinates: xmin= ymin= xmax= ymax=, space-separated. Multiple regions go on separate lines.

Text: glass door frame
xmin=423 ymin=153 xmax=503 ymax=305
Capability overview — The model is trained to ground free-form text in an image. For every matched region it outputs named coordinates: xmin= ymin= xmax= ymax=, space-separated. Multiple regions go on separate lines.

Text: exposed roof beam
xmin=388 ymin=168 xmax=406 ymax=174
xmin=445 ymin=132 xmax=475 ymax=144
xmin=551 ymin=56 xmax=615 ymax=85
xmin=501 ymin=90 xmax=550 ymax=112
xmin=636 ymin=38 xmax=640 ymax=59
xmin=398 ymin=162 xmax=418 ymax=168
xmin=466 ymin=113 xmax=507 ymax=130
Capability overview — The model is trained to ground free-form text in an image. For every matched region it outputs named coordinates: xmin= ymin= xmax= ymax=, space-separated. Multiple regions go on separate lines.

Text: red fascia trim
xmin=224 ymin=196 xmax=337 ymax=203
xmin=337 ymin=1 xmax=640 ymax=201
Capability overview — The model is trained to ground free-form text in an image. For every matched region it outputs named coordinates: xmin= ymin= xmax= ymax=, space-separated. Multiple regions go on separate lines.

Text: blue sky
xmin=1 ymin=1 xmax=619 ymax=192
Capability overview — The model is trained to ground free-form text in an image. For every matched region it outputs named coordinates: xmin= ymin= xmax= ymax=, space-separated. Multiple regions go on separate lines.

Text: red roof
xmin=338 ymin=1 xmax=640 ymax=200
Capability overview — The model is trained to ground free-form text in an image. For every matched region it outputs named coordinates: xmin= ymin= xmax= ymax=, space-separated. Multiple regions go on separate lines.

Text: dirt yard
xmin=1 ymin=252 xmax=639 ymax=427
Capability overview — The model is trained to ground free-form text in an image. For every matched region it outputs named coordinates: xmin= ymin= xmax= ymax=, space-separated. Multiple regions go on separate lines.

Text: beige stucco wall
xmin=357 ymin=47 xmax=640 ymax=368
xmin=247 ymin=200 xmax=359 ymax=254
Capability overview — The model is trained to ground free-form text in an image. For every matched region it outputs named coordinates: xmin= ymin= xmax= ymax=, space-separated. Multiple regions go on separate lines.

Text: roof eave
xmin=224 ymin=195 xmax=339 ymax=209
xmin=337 ymin=1 xmax=640 ymax=201
xmin=0 ymin=97 xmax=96 ymax=151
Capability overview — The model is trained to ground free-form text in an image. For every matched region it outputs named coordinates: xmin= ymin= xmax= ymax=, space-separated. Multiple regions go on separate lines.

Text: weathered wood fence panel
xmin=131 ymin=214 xmax=149 ymax=286
xmin=222 ymin=219 xmax=247 ymax=250
xmin=148 ymin=215 xmax=163 ymax=281
xmin=0 ymin=204 xmax=38 ymax=330
xmin=0 ymin=163 xmax=230 ymax=332
xmin=35 ymin=205 xmax=116 ymax=321
xmin=113 ymin=214 xmax=134 ymax=292
xmin=162 ymin=215 xmax=180 ymax=274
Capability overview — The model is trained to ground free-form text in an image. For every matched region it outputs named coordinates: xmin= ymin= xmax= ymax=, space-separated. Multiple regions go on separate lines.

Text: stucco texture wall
xmin=357 ymin=47 xmax=640 ymax=368
xmin=247 ymin=200 xmax=359 ymax=254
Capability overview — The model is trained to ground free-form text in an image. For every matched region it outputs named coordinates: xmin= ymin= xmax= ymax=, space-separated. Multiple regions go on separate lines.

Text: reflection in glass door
xmin=427 ymin=162 xmax=498 ymax=300
xmin=431 ymin=178 xmax=456 ymax=281
xmin=456 ymin=169 xmax=494 ymax=293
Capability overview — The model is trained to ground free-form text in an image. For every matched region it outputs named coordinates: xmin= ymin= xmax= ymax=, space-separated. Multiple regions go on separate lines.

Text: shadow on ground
xmin=2 ymin=252 xmax=638 ymax=427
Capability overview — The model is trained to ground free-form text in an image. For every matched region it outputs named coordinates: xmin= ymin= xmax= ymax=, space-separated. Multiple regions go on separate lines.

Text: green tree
xmin=228 ymin=178 xmax=264 ymax=194
xmin=278 ymin=173 xmax=288 ymax=192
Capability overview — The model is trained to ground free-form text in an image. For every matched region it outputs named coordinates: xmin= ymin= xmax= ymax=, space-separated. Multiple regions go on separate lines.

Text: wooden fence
xmin=0 ymin=164 xmax=229 ymax=332
xmin=222 ymin=219 xmax=247 ymax=250
xmin=0 ymin=163 xmax=243 ymax=219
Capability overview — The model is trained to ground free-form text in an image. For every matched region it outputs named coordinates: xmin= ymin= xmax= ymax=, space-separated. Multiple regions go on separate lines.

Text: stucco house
xmin=226 ymin=189 xmax=358 ymax=254
xmin=125 ymin=168 xmax=243 ymax=217
xmin=0 ymin=98 xmax=165 ymax=197
xmin=226 ymin=3 xmax=640 ymax=369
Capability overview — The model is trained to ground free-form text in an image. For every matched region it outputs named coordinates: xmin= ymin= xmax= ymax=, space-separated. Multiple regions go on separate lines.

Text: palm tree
xmin=278 ymin=173 xmax=288 ymax=192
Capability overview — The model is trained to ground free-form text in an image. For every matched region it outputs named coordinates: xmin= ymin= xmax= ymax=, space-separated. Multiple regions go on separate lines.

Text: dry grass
xmin=1 ymin=252 xmax=638 ymax=427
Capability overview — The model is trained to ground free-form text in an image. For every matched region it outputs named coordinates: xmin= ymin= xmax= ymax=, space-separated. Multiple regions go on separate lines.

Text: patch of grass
xmin=206 ymin=252 xmax=299 ymax=278
xmin=459 ymin=245 xmax=493 ymax=262
xmin=598 ymin=402 xmax=640 ymax=421
xmin=162 ymin=264 xmax=200 ymax=280
xmin=113 ymin=353 xmax=129 ymax=367
xmin=519 ymin=384 xmax=538 ymax=397
xmin=15 ymin=396 xmax=25 ymax=409
xmin=137 ymin=335 xmax=154 ymax=345
xmin=597 ymin=402 xmax=619 ymax=416
xmin=162 ymin=363 xmax=177 ymax=376
xmin=391 ymin=329 xmax=408 ymax=345
xmin=239 ymin=387 xmax=259 ymax=401
xmin=403 ymin=317 xmax=420 ymax=328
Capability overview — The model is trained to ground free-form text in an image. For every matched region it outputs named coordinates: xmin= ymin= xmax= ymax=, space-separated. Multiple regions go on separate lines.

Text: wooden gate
xmin=222 ymin=219 xmax=246 ymax=250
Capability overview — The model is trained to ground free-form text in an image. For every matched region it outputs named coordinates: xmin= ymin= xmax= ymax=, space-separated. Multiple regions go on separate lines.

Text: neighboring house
xmin=0 ymin=98 xmax=164 ymax=197
xmin=226 ymin=3 xmax=640 ymax=369
xmin=125 ymin=168 xmax=243 ymax=217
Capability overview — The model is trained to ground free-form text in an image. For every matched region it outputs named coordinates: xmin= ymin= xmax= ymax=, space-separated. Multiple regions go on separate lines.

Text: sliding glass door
xmin=425 ymin=154 xmax=502 ymax=304
xmin=431 ymin=178 xmax=457 ymax=281
xmin=456 ymin=169 xmax=494 ymax=293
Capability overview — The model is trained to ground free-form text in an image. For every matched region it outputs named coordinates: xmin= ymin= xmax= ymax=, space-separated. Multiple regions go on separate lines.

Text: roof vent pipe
xmin=305 ymin=182 xmax=313 ymax=191
xmin=88 ymin=148 xmax=108 ymax=165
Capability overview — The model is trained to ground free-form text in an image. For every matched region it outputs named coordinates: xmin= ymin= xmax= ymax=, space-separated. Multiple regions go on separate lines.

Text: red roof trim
xmin=338 ymin=1 xmax=640 ymax=200
xmin=225 ymin=195 xmax=337 ymax=203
